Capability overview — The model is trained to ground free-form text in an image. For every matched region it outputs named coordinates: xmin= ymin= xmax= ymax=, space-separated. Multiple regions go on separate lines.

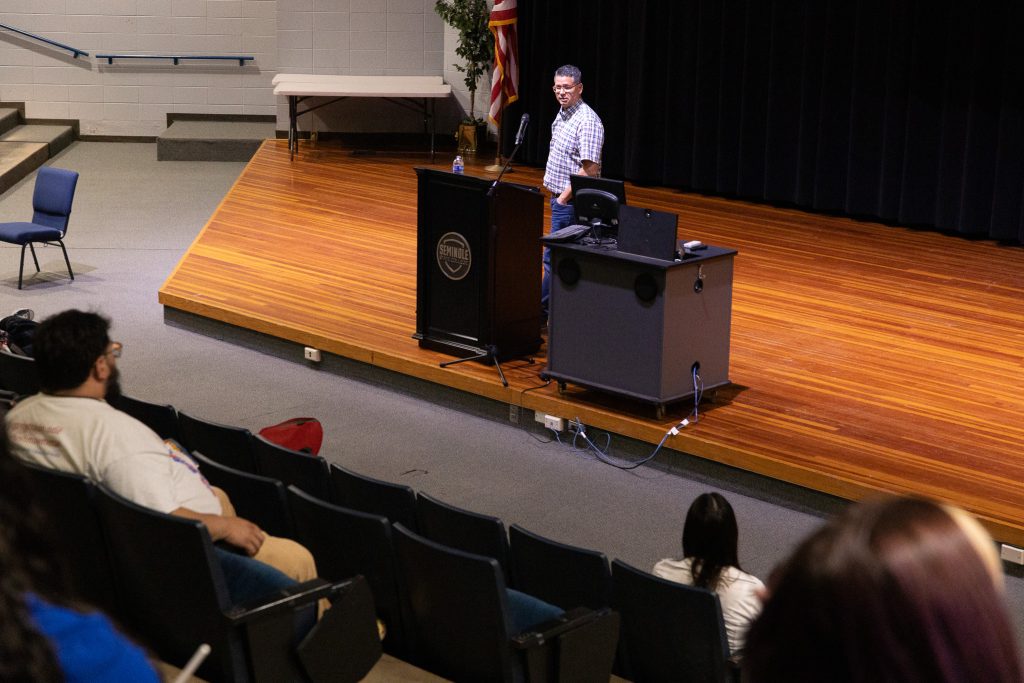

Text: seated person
xmin=0 ymin=432 xmax=160 ymax=682
xmin=653 ymin=492 xmax=764 ymax=656
xmin=5 ymin=309 xmax=315 ymax=604
xmin=744 ymin=496 xmax=1023 ymax=682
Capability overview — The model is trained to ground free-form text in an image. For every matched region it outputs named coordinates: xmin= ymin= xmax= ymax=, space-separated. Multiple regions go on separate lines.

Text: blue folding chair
xmin=0 ymin=167 xmax=79 ymax=289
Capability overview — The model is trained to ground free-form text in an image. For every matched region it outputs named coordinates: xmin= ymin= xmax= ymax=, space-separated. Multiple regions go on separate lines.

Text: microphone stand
xmin=488 ymin=130 xmax=527 ymax=195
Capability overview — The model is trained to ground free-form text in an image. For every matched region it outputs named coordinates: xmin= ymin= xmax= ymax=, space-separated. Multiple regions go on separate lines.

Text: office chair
xmin=0 ymin=166 xmax=78 ymax=289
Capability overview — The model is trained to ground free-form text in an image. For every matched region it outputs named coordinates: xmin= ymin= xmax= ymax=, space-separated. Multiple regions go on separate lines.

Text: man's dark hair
xmin=32 ymin=310 xmax=111 ymax=393
xmin=554 ymin=64 xmax=582 ymax=84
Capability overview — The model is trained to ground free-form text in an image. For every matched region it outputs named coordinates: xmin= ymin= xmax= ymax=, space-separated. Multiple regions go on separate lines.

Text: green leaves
xmin=434 ymin=0 xmax=495 ymax=118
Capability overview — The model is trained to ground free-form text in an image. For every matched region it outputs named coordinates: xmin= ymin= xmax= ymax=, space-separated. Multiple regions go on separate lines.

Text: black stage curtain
xmin=511 ymin=0 xmax=1024 ymax=243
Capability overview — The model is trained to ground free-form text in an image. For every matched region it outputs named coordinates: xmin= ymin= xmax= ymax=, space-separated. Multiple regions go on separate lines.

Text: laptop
xmin=616 ymin=205 xmax=679 ymax=261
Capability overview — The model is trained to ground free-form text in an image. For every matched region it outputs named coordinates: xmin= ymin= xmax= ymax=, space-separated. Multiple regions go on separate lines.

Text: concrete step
xmin=157 ymin=120 xmax=276 ymax=162
xmin=0 ymin=124 xmax=75 ymax=158
xmin=0 ymin=108 xmax=21 ymax=136
xmin=0 ymin=141 xmax=49 ymax=194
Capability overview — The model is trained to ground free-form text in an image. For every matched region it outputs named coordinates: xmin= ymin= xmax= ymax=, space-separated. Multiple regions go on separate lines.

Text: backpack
xmin=259 ymin=417 xmax=324 ymax=455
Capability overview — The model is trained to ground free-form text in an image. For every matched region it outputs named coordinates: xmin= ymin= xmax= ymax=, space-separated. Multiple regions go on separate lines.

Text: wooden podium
xmin=413 ymin=168 xmax=543 ymax=363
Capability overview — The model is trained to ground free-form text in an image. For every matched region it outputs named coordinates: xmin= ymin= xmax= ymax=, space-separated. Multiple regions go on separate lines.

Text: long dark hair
xmin=744 ymin=496 xmax=1023 ymax=683
xmin=0 ymin=434 xmax=65 ymax=681
xmin=682 ymin=492 xmax=742 ymax=590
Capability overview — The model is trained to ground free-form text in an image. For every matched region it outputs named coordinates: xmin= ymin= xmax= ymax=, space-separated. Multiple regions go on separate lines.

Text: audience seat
xmin=611 ymin=559 xmax=733 ymax=683
xmin=287 ymin=485 xmax=409 ymax=657
xmin=21 ymin=462 xmax=120 ymax=617
xmin=253 ymin=434 xmax=332 ymax=501
xmin=392 ymin=523 xmax=619 ymax=682
xmin=108 ymin=393 xmax=181 ymax=443
xmin=0 ymin=349 xmax=39 ymax=397
xmin=509 ymin=524 xmax=612 ymax=611
xmin=415 ymin=492 xmax=510 ymax=578
xmin=94 ymin=484 xmax=381 ymax=683
xmin=329 ymin=463 xmax=418 ymax=532
xmin=177 ymin=410 xmax=258 ymax=473
xmin=191 ymin=450 xmax=293 ymax=539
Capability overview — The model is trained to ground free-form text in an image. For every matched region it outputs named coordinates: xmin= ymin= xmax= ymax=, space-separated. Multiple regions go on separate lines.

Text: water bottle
xmin=452 ymin=154 xmax=464 ymax=174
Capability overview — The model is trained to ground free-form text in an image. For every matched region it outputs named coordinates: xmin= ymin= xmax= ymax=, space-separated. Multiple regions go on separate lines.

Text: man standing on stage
xmin=541 ymin=64 xmax=604 ymax=320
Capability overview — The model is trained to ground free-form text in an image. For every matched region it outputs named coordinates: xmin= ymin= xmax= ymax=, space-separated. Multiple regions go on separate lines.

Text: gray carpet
xmin=2 ymin=141 xmax=1021 ymax=646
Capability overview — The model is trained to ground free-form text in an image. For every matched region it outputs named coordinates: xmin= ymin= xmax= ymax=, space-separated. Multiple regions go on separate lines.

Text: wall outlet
xmin=543 ymin=415 xmax=565 ymax=431
xmin=303 ymin=347 xmax=322 ymax=362
xmin=1001 ymin=544 xmax=1024 ymax=565
xmin=509 ymin=404 xmax=520 ymax=424
xmin=534 ymin=412 xmax=564 ymax=431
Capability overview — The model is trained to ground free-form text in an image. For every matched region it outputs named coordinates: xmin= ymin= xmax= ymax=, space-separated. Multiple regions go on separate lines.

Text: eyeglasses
xmin=105 ymin=342 xmax=123 ymax=359
xmin=552 ymin=84 xmax=580 ymax=93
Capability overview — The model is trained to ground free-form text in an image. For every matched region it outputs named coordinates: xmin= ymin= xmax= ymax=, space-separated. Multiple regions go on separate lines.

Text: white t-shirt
xmin=652 ymin=556 xmax=764 ymax=655
xmin=6 ymin=394 xmax=221 ymax=515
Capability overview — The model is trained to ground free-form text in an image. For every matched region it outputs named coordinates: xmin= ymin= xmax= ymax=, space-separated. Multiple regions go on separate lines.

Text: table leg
xmin=429 ymin=99 xmax=436 ymax=162
xmin=289 ymin=96 xmax=298 ymax=160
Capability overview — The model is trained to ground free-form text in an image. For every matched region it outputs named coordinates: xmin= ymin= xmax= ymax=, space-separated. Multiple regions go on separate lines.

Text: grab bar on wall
xmin=96 ymin=54 xmax=255 ymax=66
xmin=0 ymin=23 xmax=89 ymax=58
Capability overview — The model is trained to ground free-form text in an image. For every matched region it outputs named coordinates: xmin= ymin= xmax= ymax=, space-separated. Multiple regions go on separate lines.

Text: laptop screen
xmin=616 ymin=205 xmax=679 ymax=261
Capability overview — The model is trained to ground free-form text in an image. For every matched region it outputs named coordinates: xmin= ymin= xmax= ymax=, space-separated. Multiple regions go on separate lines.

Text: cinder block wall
xmin=0 ymin=0 xmax=483 ymax=136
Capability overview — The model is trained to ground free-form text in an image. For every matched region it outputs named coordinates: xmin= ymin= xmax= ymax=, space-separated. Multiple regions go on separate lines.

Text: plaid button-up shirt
xmin=543 ymin=99 xmax=604 ymax=195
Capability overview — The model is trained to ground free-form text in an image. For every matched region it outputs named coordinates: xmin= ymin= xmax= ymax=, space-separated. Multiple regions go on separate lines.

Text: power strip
xmin=533 ymin=412 xmax=565 ymax=432
xmin=1001 ymin=544 xmax=1024 ymax=565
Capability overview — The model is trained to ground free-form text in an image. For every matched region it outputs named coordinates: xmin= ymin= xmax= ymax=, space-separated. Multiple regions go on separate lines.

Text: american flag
xmin=487 ymin=0 xmax=519 ymax=126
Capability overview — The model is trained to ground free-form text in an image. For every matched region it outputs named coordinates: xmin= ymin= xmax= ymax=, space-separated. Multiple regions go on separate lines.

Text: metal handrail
xmin=97 ymin=54 xmax=254 ymax=66
xmin=0 ymin=22 xmax=89 ymax=58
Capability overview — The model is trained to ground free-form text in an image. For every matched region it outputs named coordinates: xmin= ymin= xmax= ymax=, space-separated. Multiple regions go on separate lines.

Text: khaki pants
xmin=212 ymin=487 xmax=317 ymax=583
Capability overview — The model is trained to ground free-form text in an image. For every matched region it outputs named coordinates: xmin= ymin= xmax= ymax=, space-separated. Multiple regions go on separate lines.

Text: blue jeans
xmin=506 ymin=588 xmax=565 ymax=634
xmin=215 ymin=546 xmax=296 ymax=605
xmin=542 ymin=198 xmax=575 ymax=318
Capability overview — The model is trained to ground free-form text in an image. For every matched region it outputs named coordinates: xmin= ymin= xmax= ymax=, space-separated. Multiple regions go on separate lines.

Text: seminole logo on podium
xmin=436 ymin=232 xmax=472 ymax=281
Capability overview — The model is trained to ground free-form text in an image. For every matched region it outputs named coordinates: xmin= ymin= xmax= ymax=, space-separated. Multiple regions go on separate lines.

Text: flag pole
xmin=485 ymin=116 xmax=507 ymax=172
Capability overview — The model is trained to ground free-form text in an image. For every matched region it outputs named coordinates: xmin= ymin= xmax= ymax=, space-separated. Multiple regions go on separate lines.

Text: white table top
xmin=273 ymin=74 xmax=451 ymax=98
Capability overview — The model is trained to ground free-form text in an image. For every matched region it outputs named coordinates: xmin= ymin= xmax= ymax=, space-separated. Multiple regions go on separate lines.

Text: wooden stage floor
xmin=160 ymin=140 xmax=1024 ymax=545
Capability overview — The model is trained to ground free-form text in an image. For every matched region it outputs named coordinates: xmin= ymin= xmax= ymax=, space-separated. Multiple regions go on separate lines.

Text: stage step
xmin=0 ymin=108 xmax=20 ymax=136
xmin=157 ymin=120 xmax=276 ymax=162
xmin=0 ymin=104 xmax=79 ymax=195
xmin=0 ymin=124 xmax=76 ymax=158
xmin=0 ymin=141 xmax=49 ymax=194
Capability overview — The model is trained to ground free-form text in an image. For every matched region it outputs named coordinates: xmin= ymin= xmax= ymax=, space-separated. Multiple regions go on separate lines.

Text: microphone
xmin=514 ymin=113 xmax=530 ymax=145
xmin=490 ymin=113 xmax=531 ymax=194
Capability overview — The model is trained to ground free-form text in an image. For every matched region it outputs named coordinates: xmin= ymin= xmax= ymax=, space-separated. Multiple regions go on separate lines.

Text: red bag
xmin=259 ymin=417 xmax=323 ymax=455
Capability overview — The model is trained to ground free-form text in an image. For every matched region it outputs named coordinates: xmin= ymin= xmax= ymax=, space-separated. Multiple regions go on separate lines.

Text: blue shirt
xmin=543 ymin=99 xmax=605 ymax=195
xmin=27 ymin=594 xmax=160 ymax=683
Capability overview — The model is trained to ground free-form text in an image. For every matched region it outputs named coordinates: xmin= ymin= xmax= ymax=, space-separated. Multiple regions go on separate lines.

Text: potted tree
xmin=435 ymin=0 xmax=494 ymax=154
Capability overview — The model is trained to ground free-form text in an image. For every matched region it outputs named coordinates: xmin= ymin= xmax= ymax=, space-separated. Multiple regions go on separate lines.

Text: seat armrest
xmin=512 ymin=608 xmax=620 ymax=683
xmin=225 ymin=578 xmax=337 ymax=623
xmin=225 ymin=578 xmax=371 ymax=683
xmin=511 ymin=606 xmax=606 ymax=648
